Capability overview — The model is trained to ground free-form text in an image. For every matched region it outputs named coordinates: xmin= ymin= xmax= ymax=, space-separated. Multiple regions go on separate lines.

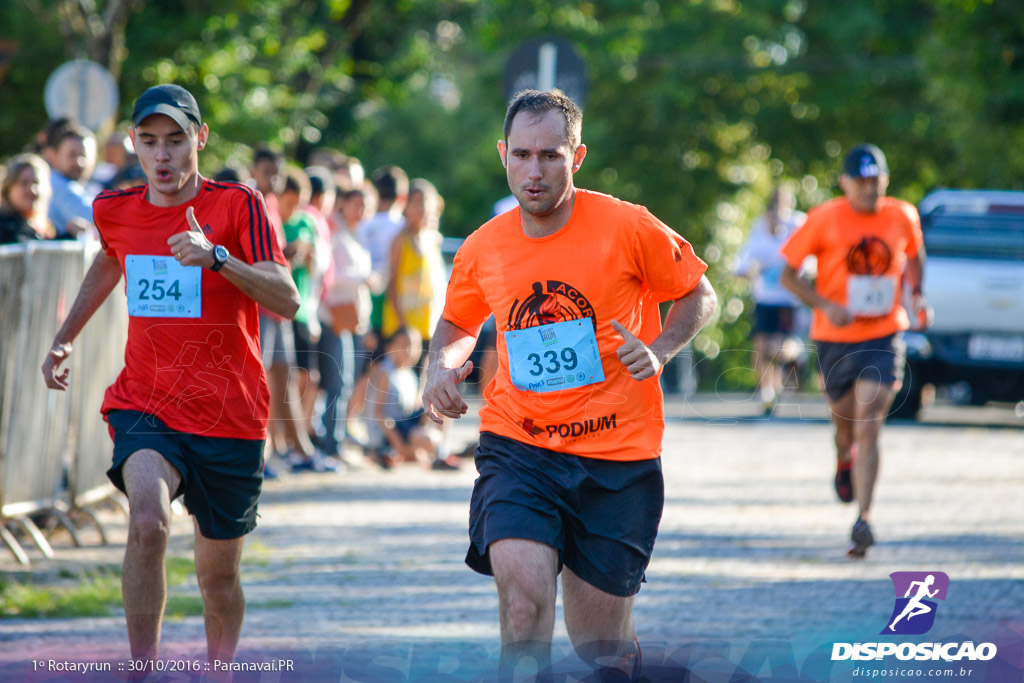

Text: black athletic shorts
xmin=106 ymin=410 xmax=265 ymax=540
xmin=292 ymin=319 xmax=316 ymax=371
xmin=815 ymin=333 xmax=906 ymax=402
xmin=753 ymin=304 xmax=796 ymax=335
xmin=466 ymin=432 xmax=664 ymax=597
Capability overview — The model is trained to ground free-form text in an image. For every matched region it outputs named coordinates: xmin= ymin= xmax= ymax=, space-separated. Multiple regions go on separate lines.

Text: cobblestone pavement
xmin=1 ymin=395 xmax=1022 ymax=680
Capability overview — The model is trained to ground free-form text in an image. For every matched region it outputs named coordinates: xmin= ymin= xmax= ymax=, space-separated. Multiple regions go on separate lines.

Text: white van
xmin=892 ymin=189 xmax=1024 ymax=418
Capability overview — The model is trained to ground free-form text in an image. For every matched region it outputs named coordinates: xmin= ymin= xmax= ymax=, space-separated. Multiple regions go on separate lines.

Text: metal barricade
xmin=67 ymin=248 xmax=128 ymax=542
xmin=0 ymin=241 xmax=127 ymax=563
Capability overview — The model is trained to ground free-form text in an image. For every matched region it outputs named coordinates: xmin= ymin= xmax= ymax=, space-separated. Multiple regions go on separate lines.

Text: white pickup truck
xmin=892 ymin=189 xmax=1024 ymax=418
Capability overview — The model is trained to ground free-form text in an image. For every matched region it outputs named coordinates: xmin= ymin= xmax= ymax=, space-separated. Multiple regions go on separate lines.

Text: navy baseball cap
xmin=131 ymin=84 xmax=201 ymax=132
xmin=842 ymin=144 xmax=888 ymax=178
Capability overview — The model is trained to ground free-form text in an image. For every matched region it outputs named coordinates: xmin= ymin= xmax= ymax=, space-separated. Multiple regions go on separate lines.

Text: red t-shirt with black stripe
xmin=94 ymin=179 xmax=287 ymax=440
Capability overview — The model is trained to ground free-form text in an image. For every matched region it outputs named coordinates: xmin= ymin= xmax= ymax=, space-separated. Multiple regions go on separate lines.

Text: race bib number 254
xmin=125 ymin=255 xmax=202 ymax=318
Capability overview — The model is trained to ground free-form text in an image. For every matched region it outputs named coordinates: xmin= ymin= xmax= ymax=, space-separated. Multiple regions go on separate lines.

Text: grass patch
xmin=165 ymin=595 xmax=205 ymax=619
xmin=1 ymin=557 xmax=197 ymax=619
xmin=166 ymin=556 xmax=195 ymax=584
xmin=249 ymin=598 xmax=295 ymax=609
xmin=241 ymin=540 xmax=272 ymax=567
xmin=0 ymin=576 xmax=122 ymax=618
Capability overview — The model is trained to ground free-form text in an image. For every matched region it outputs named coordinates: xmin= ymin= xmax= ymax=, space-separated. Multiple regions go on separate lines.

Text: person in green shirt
xmin=278 ymin=165 xmax=338 ymax=473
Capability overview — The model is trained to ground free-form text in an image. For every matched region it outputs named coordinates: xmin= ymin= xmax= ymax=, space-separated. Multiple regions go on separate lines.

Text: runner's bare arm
xmin=41 ymin=250 xmax=123 ymax=390
xmin=780 ymin=264 xmax=853 ymax=327
xmin=422 ymin=318 xmax=481 ymax=424
xmin=167 ymin=206 xmax=300 ymax=318
xmin=904 ymin=251 xmax=932 ymax=329
xmin=612 ymin=274 xmax=717 ymax=381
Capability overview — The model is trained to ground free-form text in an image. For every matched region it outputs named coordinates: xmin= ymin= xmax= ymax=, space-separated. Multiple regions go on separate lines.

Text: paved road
xmin=1 ymin=395 xmax=1022 ymax=681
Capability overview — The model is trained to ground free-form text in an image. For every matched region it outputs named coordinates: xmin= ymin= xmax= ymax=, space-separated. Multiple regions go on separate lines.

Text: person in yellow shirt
xmin=382 ymin=178 xmax=447 ymax=371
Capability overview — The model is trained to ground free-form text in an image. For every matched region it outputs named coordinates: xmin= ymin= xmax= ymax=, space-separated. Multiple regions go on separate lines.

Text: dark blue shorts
xmin=467 ymin=432 xmax=664 ymax=597
xmin=815 ymin=333 xmax=906 ymax=402
xmin=391 ymin=409 xmax=425 ymax=443
xmin=753 ymin=304 xmax=796 ymax=335
xmin=106 ymin=410 xmax=265 ymax=540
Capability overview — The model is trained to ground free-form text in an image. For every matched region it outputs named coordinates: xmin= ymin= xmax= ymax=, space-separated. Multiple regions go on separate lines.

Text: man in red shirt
xmin=422 ymin=90 xmax=716 ymax=680
xmin=780 ymin=144 xmax=930 ymax=558
xmin=41 ymin=84 xmax=299 ymax=669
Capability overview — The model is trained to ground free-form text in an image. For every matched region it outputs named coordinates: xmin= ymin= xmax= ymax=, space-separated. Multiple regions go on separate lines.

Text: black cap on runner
xmin=131 ymin=84 xmax=202 ymax=132
xmin=842 ymin=144 xmax=888 ymax=178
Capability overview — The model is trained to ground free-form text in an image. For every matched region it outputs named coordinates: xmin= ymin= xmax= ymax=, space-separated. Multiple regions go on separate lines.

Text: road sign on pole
xmin=503 ymin=37 xmax=587 ymax=107
xmin=44 ymin=60 xmax=119 ymax=132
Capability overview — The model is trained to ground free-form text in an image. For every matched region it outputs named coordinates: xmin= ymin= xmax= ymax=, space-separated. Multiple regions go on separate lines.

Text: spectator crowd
xmin=2 ymin=118 xmax=465 ymax=477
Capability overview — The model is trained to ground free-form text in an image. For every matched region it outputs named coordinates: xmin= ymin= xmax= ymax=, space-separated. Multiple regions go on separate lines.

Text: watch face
xmin=215 ymin=245 xmax=228 ymax=262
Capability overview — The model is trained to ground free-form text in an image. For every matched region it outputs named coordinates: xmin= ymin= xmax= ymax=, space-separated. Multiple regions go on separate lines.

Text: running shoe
xmin=847 ymin=518 xmax=875 ymax=558
xmin=581 ymin=637 xmax=642 ymax=683
xmin=368 ymin=450 xmax=395 ymax=470
xmin=290 ymin=451 xmax=342 ymax=473
xmin=834 ymin=444 xmax=857 ymax=503
xmin=430 ymin=456 xmax=461 ymax=471
xmin=623 ymin=636 xmax=642 ymax=682
xmin=834 ymin=460 xmax=853 ymax=503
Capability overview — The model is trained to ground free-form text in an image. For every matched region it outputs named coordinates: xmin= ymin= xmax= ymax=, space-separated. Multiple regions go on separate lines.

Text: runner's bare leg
xmin=827 ymin=389 xmax=857 ymax=466
xmin=490 ymin=538 xmax=558 ymax=677
xmin=562 ymin=566 xmax=637 ymax=677
xmin=194 ymin=523 xmax=246 ymax=671
xmin=121 ymin=449 xmax=182 ymax=660
xmin=851 ymin=379 xmax=897 ymax=522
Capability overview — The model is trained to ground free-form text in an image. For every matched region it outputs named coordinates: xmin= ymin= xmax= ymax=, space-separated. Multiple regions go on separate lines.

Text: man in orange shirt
xmin=41 ymin=85 xmax=299 ymax=670
xmin=780 ymin=144 xmax=930 ymax=558
xmin=422 ymin=90 xmax=716 ymax=680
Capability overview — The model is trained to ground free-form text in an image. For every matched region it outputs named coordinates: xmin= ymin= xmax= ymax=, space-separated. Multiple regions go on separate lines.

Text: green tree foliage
xmin=3 ymin=0 xmax=1022 ymax=388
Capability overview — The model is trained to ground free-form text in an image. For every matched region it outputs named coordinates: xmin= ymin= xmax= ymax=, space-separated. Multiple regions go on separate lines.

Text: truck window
xmin=923 ymin=213 xmax=1024 ymax=260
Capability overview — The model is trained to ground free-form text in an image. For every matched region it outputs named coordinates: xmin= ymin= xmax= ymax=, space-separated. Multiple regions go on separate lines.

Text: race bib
xmin=504 ymin=319 xmax=605 ymax=393
xmin=125 ymin=255 xmax=202 ymax=318
xmin=847 ymin=275 xmax=896 ymax=316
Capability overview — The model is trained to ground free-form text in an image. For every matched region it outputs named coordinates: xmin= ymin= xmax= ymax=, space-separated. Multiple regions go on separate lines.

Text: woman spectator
xmin=316 ymin=184 xmax=375 ymax=456
xmin=382 ymin=178 xmax=447 ymax=370
xmin=0 ymin=154 xmax=54 ymax=244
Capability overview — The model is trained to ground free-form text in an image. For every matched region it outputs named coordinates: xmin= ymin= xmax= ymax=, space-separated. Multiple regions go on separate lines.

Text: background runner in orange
xmin=422 ymin=89 xmax=716 ymax=681
xmin=41 ymin=84 xmax=299 ymax=674
xmin=780 ymin=143 xmax=930 ymax=559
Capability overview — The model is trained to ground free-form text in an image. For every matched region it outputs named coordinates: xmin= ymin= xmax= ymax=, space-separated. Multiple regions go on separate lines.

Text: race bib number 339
xmin=126 ymin=255 xmax=202 ymax=318
xmin=504 ymin=319 xmax=605 ymax=393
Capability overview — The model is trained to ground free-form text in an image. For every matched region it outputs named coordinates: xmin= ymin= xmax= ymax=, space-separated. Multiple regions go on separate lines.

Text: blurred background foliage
xmin=3 ymin=0 xmax=1024 ymax=389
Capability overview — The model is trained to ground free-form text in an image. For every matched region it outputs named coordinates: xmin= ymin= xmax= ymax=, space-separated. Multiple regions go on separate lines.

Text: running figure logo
xmin=847 ymin=236 xmax=892 ymax=276
xmin=507 ymin=280 xmax=596 ymax=331
xmin=882 ymin=571 xmax=949 ymax=635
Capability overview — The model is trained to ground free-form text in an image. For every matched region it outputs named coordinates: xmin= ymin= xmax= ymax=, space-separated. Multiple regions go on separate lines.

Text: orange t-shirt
xmin=780 ymin=196 xmax=923 ymax=343
xmin=443 ymin=189 xmax=707 ymax=461
xmin=95 ymin=180 xmax=287 ymax=440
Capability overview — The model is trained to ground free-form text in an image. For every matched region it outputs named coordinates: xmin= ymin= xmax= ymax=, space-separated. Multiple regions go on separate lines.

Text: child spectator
xmin=363 ymin=327 xmax=457 ymax=471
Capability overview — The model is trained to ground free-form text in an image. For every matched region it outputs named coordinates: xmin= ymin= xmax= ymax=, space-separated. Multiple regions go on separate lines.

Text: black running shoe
xmin=834 ymin=461 xmax=854 ymax=503
xmin=847 ymin=518 xmax=875 ymax=558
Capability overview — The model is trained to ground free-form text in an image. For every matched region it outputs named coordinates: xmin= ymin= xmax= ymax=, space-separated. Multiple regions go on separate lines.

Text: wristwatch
xmin=210 ymin=244 xmax=229 ymax=272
